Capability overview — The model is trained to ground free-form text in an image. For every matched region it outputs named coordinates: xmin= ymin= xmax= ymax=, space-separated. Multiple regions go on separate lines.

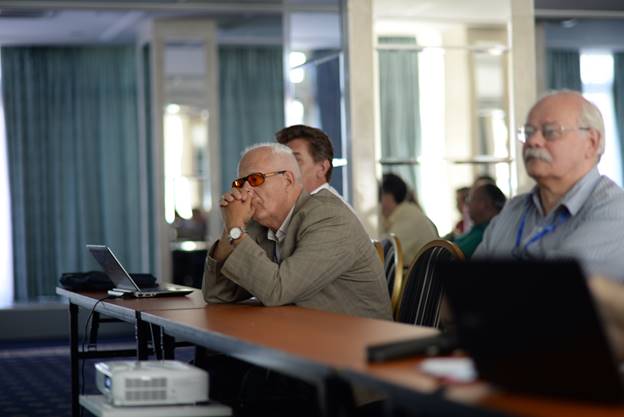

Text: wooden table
xmin=141 ymin=305 xmax=507 ymax=416
xmin=142 ymin=305 xmax=624 ymax=417
xmin=141 ymin=304 xmax=438 ymax=382
xmin=343 ymin=352 xmax=624 ymax=417
xmin=58 ymin=288 xmax=624 ymax=417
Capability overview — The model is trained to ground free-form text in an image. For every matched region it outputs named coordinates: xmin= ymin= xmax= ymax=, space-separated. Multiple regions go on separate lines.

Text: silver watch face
xmin=229 ymin=227 xmax=242 ymax=240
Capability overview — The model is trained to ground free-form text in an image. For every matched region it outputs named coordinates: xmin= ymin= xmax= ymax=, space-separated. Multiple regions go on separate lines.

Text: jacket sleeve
xmin=201 ymin=240 xmax=253 ymax=303
xmin=220 ymin=206 xmax=360 ymax=306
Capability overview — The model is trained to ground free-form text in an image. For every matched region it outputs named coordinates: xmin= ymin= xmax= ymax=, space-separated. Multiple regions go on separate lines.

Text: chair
xmin=371 ymin=239 xmax=385 ymax=264
xmin=395 ymin=239 xmax=464 ymax=326
xmin=380 ymin=234 xmax=404 ymax=316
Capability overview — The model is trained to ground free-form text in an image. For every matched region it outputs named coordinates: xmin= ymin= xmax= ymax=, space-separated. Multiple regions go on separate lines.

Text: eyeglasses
xmin=516 ymin=123 xmax=590 ymax=143
xmin=232 ymin=170 xmax=287 ymax=189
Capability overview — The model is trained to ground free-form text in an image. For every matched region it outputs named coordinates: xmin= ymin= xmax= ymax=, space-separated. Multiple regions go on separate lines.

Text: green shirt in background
xmin=454 ymin=222 xmax=489 ymax=259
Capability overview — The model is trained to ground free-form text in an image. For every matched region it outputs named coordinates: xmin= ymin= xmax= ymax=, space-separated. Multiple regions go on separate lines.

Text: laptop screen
xmin=87 ymin=245 xmax=141 ymax=291
xmin=440 ymin=259 xmax=624 ymax=403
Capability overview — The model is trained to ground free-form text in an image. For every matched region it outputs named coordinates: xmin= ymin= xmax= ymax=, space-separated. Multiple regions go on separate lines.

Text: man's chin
xmin=525 ymin=164 xmax=550 ymax=181
xmin=251 ymin=211 xmax=268 ymax=226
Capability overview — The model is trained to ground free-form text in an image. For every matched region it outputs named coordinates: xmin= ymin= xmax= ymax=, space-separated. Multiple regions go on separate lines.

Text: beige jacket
xmin=203 ymin=190 xmax=392 ymax=320
xmin=381 ymin=202 xmax=439 ymax=266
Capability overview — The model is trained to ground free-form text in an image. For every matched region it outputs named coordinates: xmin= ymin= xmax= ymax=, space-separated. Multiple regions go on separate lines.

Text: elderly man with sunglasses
xmin=474 ymin=90 xmax=624 ymax=281
xmin=202 ymin=143 xmax=392 ymax=320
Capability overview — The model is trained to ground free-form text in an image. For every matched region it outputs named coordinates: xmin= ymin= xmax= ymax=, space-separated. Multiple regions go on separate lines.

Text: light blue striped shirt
xmin=474 ymin=167 xmax=624 ymax=281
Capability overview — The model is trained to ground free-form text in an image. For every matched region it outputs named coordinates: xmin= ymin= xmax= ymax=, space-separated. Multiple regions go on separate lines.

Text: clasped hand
xmin=220 ymin=188 xmax=254 ymax=229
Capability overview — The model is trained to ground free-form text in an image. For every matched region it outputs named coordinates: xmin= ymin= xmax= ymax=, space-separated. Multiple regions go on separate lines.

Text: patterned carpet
xmin=0 ymin=352 xmax=79 ymax=417
xmin=0 ymin=339 xmax=193 ymax=417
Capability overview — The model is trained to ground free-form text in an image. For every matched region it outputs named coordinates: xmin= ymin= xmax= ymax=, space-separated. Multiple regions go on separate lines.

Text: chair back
xmin=395 ymin=239 xmax=464 ymax=326
xmin=380 ymin=234 xmax=404 ymax=315
xmin=371 ymin=239 xmax=384 ymax=264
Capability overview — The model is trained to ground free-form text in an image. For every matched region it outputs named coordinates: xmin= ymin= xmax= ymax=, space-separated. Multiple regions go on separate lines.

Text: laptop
xmin=440 ymin=259 xmax=624 ymax=403
xmin=87 ymin=244 xmax=193 ymax=298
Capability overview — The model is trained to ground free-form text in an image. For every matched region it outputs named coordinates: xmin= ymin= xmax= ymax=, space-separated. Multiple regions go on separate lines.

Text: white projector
xmin=95 ymin=360 xmax=209 ymax=406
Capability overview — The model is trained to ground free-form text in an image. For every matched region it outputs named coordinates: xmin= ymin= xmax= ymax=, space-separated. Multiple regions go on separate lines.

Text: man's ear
xmin=586 ymin=128 xmax=601 ymax=159
xmin=318 ymin=160 xmax=331 ymax=180
xmin=284 ymin=170 xmax=296 ymax=186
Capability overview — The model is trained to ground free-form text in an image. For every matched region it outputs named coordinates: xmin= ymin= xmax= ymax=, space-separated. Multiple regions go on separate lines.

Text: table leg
xmin=88 ymin=312 xmax=100 ymax=348
xmin=194 ymin=345 xmax=206 ymax=366
xmin=320 ymin=373 xmax=354 ymax=417
xmin=162 ymin=330 xmax=175 ymax=359
xmin=69 ymin=303 xmax=80 ymax=417
xmin=135 ymin=312 xmax=149 ymax=360
xmin=150 ymin=324 xmax=163 ymax=359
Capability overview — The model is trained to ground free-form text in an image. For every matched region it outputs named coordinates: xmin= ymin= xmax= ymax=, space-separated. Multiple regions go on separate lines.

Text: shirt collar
xmin=310 ymin=182 xmax=330 ymax=195
xmin=529 ymin=166 xmax=601 ymax=217
xmin=267 ymin=205 xmax=295 ymax=243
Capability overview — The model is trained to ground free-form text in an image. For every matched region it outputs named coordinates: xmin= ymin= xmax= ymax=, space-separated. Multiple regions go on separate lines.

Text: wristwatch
xmin=228 ymin=226 xmax=245 ymax=244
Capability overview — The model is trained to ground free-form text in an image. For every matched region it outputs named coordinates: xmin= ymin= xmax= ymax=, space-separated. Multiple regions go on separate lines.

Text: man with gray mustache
xmin=474 ymin=90 xmax=624 ymax=281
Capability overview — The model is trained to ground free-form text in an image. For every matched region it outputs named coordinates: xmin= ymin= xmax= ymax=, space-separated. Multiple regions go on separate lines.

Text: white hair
xmin=579 ymin=98 xmax=605 ymax=157
xmin=238 ymin=142 xmax=302 ymax=182
xmin=536 ymin=89 xmax=605 ymax=159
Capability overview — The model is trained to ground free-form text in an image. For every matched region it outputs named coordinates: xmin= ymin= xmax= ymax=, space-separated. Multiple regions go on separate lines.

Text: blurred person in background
xmin=380 ymin=173 xmax=438 ymax=265
xmin=453 ymin=183 xmax=506 ymax=258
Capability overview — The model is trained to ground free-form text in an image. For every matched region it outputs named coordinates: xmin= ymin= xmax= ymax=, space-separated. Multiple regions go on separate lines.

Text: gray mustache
xmin=524 ymin=147 xmax=552 ymax=163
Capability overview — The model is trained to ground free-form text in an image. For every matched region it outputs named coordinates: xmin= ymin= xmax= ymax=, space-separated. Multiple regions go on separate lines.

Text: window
xmin=285 ymin=10 xmax=346 ymax=196
xmin=376 ymin=25 xmax=511 ymax=235
xmin=581 ymin=52 xmax=622 ymax=186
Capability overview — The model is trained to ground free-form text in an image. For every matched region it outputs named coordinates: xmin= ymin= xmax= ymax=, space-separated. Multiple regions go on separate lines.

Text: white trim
xmin=0 ymin=67 xmax=14 ymax=306
xmin=148 ymin=19 xmax=221 ymax=282
xmin=509 ymin=0 xmax=536 ymax=194
xmin=341 ymin=0 xmax=377 ymax=235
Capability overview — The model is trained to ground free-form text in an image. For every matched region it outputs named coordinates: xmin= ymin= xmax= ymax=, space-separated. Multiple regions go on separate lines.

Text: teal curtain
xmin=219 ymin=46 xmax=284 ymax=192
xmin=378 ymin=37 xmax=421 ymax=190
xmin=613 ymin=53 xmax=624 ymax=182
xmin=2 ymin=46 xmax=147 ymax=300
xmin=547 ymin=49 xmax=582 ymax=91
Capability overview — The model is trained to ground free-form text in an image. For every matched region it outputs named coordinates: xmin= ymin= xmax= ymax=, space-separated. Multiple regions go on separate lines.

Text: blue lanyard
xmin=513 ymin=199 xmax=571 ymax=258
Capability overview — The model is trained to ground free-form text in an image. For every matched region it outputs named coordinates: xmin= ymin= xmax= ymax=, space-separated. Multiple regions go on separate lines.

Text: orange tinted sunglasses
xmin=232 ymin=170 xmax=286 ymax=189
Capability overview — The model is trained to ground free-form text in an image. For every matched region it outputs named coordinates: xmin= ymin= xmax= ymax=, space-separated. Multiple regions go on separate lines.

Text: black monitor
xmin=440 ymin=259 xmax=624 ymax=403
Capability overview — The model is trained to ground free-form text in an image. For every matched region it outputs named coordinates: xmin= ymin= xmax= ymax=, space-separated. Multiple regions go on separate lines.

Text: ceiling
xmin=0 ymin=0 xmax=512 ymax=46
xmin=542 ymin=19 xmax=624 ymax=51
xmin=0 ymin=9 xmax=288 ymax=46
xmin=535 ymin=0 xmax=624 ymax=12
xmin=0 ymin=0 xmax=623 ymax=47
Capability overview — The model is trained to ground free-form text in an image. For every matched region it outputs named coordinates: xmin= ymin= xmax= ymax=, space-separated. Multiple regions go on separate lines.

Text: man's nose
xmin=241 ymin=181 xmax=254 ymax=193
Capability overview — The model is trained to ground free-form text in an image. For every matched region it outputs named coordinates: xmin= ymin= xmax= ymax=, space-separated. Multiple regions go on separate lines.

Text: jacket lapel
xmin=278 ymin=191 xmax=310 ymax=259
